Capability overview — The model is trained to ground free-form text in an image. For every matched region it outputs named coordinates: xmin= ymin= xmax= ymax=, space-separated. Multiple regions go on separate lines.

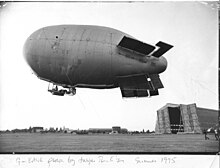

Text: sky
xmin=0 ymin=2 xmax=218 ymax=131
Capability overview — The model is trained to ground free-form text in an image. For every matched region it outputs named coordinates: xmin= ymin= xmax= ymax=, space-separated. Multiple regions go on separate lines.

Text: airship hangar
xmin=155 ymin=103 xmax=218 ymax=134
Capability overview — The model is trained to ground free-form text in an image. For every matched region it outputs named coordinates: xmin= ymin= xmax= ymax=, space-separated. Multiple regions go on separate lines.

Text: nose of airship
xmin=23 ymin=31 xmax=39 ymax=74
xmin=23 ymin=37 xmax=31 ymax=65
xmin=157 ymin=56 xmax=168 ymax=74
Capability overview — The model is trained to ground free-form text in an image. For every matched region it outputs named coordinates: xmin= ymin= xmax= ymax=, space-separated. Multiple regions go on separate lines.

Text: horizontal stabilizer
xmin=121 ymin=89 xmax=149 ymax=98
xmin=117 ymin=74 xmax=163 ymax=98
xmin=152 ymin=41 xmax=173 ymax=58
xmin=118 ymin=36 xmax=155 ymax=55
xmin=117 ymin=75 xmax=153 ymax=90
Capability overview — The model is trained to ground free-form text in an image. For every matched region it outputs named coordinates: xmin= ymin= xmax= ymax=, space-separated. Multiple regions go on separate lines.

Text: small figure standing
xmin=203 ymin=129 xmax=209 ymax=140
xmin=214 ymin=129 xmax=219 ymax=140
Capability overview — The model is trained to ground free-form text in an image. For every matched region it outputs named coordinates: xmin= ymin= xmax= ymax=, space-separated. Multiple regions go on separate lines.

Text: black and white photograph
xmin=0 ymin=1 xmax=219 ymax=154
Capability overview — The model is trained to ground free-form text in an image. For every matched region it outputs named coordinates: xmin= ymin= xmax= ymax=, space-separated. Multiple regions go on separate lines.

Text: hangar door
xmin=168 ymin=107 xmax=184 ymax=134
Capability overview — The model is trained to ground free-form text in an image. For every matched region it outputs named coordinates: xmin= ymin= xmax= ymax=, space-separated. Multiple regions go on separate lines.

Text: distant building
xmin=32 ymin=127 xmax=44 ymax=133
xmin=88 ymin=126 xmax=128 ymax=134
xmin=88 ymin=128 xmax=112 ymax=134
xmin=112 ymin=126 xmax=121 ymax=133
xmin=155 ymin=103 xmax=218 ymax=134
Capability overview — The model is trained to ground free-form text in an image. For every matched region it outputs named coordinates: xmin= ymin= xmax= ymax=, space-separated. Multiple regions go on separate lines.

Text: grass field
xmin=0 ymin=133 xmax=219 ymax=153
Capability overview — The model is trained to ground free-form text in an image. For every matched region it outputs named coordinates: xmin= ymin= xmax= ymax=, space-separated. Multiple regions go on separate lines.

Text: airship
xmin=23 ymin=25 xmax=173 ymax=98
